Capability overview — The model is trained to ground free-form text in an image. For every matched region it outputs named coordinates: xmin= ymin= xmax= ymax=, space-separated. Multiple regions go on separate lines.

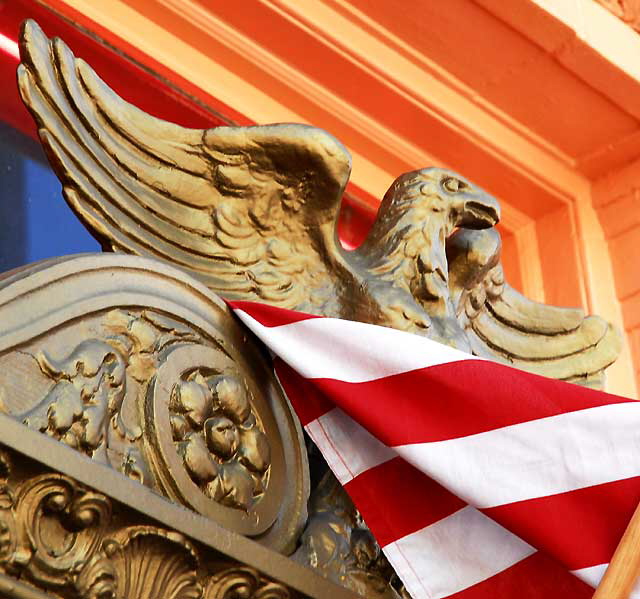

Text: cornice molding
xmin=47 ymin=0 xmax=609 ymax=218
xmin=270 ymin=0 xmax=576 ymax=167
xmin=596 ymin=0 xmax=640 ymax=32
xmin=158 ymin=0 xmax=438 ymax=182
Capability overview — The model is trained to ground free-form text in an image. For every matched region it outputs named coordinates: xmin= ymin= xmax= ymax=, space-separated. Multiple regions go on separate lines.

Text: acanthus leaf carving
xmin=203 ymin=565 xmax=290 ymax=599
xmin=18 ymin=475 xmax=111 ymax=588
xmin=74 ymin=552 xmax=117 ymax=599
xmin=21 ymin=339 xmax=127 ymax=455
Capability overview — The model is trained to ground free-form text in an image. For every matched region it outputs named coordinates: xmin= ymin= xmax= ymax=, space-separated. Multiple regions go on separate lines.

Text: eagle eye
xmin=442 ymin=177 xmax=466 ymax=193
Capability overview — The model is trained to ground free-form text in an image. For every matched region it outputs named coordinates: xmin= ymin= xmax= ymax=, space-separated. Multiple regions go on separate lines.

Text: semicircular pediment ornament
xmin=0 ymin=254 xmax=309 ymax=553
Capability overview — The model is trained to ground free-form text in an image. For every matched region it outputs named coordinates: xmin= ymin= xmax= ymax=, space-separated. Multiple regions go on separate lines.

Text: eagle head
xmin=386 ymin=167 xmax=500 ymax=231
xmin=353 ymin=168 xmax=501 ymax=344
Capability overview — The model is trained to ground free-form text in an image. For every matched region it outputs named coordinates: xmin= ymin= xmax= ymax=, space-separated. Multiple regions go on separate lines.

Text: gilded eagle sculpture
xmin=15 ymin=20 xmax=620 ymax=386
xmin=0 ymin=19 xmax=624 ymax=599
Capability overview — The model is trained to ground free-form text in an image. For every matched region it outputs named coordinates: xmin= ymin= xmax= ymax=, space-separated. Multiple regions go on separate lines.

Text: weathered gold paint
xmin=0 ymin=19 xmax=623 ymax=599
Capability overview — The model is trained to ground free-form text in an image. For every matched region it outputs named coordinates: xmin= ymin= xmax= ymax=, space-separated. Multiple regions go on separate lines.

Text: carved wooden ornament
xmin=0 ymin=255 xmax=309 ymax=553
xmin=0 ymin=18 xmax=624 ymax=599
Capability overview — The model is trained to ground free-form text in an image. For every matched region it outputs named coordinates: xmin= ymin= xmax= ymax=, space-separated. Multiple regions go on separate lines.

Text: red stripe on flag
xmin=231 ymin=302 xmax=638 ymax=598
xmin=230 ymin=301 xmax=321 ymax=326
xmin=483 ymin=476 xmax=640 ymax=571
xmin=274 ymin=358 xmax=334 ymax=425
xmin=345 ymin=457 xmax=466 ymax=547
xmin=313 ymin=360 xmax=633 ymax=445
xmin=447 ymin=552 xmax=593 ymax=599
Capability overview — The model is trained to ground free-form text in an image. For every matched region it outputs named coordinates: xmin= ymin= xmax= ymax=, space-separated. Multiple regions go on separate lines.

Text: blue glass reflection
xmin=0 ymin=122 xmax=99 ymax=272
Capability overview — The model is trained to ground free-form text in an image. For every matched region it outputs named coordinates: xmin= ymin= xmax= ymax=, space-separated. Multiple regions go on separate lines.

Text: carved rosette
xmin=145 ymin=343 xmax=286 ymax=536
xmin=170 ymin=371 xmax=271 ymax=510
xmin=0 ymin=255 xmax=309 ymax=553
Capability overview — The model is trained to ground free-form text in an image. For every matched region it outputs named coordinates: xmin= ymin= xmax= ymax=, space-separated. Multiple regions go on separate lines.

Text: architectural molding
xmin=0 ymin=414 xmax=357 ymax=599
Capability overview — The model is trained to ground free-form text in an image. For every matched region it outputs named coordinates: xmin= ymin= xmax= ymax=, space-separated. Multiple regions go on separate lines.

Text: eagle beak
xmin=459 ymin=195 xmax=501 ymax=229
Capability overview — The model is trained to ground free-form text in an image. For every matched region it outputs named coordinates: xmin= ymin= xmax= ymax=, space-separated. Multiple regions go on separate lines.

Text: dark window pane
xmin=0 ymin=122 xmax=99 ymax=272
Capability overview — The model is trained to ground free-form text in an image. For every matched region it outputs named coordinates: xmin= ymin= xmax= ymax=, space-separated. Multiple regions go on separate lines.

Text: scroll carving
xmin=204 ymin=566 xmax=291 ymax=599
xmin=0 ymin=466 xmax=112 ymax=590
xmin=0 ymin=446 xmax=304 ymax=599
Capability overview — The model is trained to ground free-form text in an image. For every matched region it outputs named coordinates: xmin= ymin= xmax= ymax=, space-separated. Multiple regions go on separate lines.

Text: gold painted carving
xmin=153 ymin=349 xmax=272 ymax=512
xmin=204 ymin=566 xmax=292 ymax=598
xmin=294 ymin=473 xmax=404 ymax=599
xmin=0 ymin=255 xmax=309 ymax=553
xmin=0 ymin=446 xmax=299 ymax=599
xmin=16 ymin=20 xmax=620 ymax=385
xmin=6 ymin=18 xmax=626 ymax=598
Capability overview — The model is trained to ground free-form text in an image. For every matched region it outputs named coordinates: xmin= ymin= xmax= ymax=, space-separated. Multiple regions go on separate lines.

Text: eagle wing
xmin=447 ymin=228 xmax=621 ymax=388
xmin=17 ymin=20 xmax=351 ymax=311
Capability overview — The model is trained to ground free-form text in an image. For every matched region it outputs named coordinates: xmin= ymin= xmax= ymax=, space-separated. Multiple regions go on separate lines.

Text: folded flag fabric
xmin=231 ymin=301 xmax=640 ymax=599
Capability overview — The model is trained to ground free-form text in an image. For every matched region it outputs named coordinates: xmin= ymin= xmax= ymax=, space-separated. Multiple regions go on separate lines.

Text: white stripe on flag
xmin=233 ymin=303 xmax=640 ymax=599
xmin=572 ymin=564 xmax=640 ymax=598
xmin=572 ymin=564 xmax=608 ymax=588
xmin=234 ymin=310 xmax=477 ymax=382
xmin=384 ymin=506 xmax=535 ymax=599
xmin=397 ymin=402 xmax=640 ymax=508
xmin=305 ymin=407 xmax=395 ymax=485
xmin=571 ymin=564 xmax=640 ymax=599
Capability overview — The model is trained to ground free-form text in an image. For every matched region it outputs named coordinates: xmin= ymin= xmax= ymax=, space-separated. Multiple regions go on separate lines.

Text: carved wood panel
xmin=0 ymin=255 xmax=309 ymax=554
xmin=0 ymin=444 xmax=311 ymax=599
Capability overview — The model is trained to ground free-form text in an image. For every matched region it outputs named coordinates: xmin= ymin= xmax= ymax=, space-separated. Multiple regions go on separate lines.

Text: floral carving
xmin=0 ymin=251 xmax=309 ymax=551
xmin=13 ymin=309 xmax=199 ymax=462
xmin=0 ymin=295 xmax=308 ymax=550
xmin=172 ymin=372 xmax=271 ymax=511
xmin=5 ymin=309 xmax=274 ymax=515
xmin=0 ymin=447 xmax=311 ymax=599
xmin=21 ymin=339 xmax=127 ymax=455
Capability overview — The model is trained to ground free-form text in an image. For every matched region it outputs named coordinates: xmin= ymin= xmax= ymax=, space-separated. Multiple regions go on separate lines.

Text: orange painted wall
xmin=594 ymin=160 xmax=640 ymax=389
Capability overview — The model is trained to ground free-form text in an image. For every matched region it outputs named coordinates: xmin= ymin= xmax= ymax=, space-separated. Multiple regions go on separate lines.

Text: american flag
xmin=232 ymin=301 xmax=640 ymax=599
